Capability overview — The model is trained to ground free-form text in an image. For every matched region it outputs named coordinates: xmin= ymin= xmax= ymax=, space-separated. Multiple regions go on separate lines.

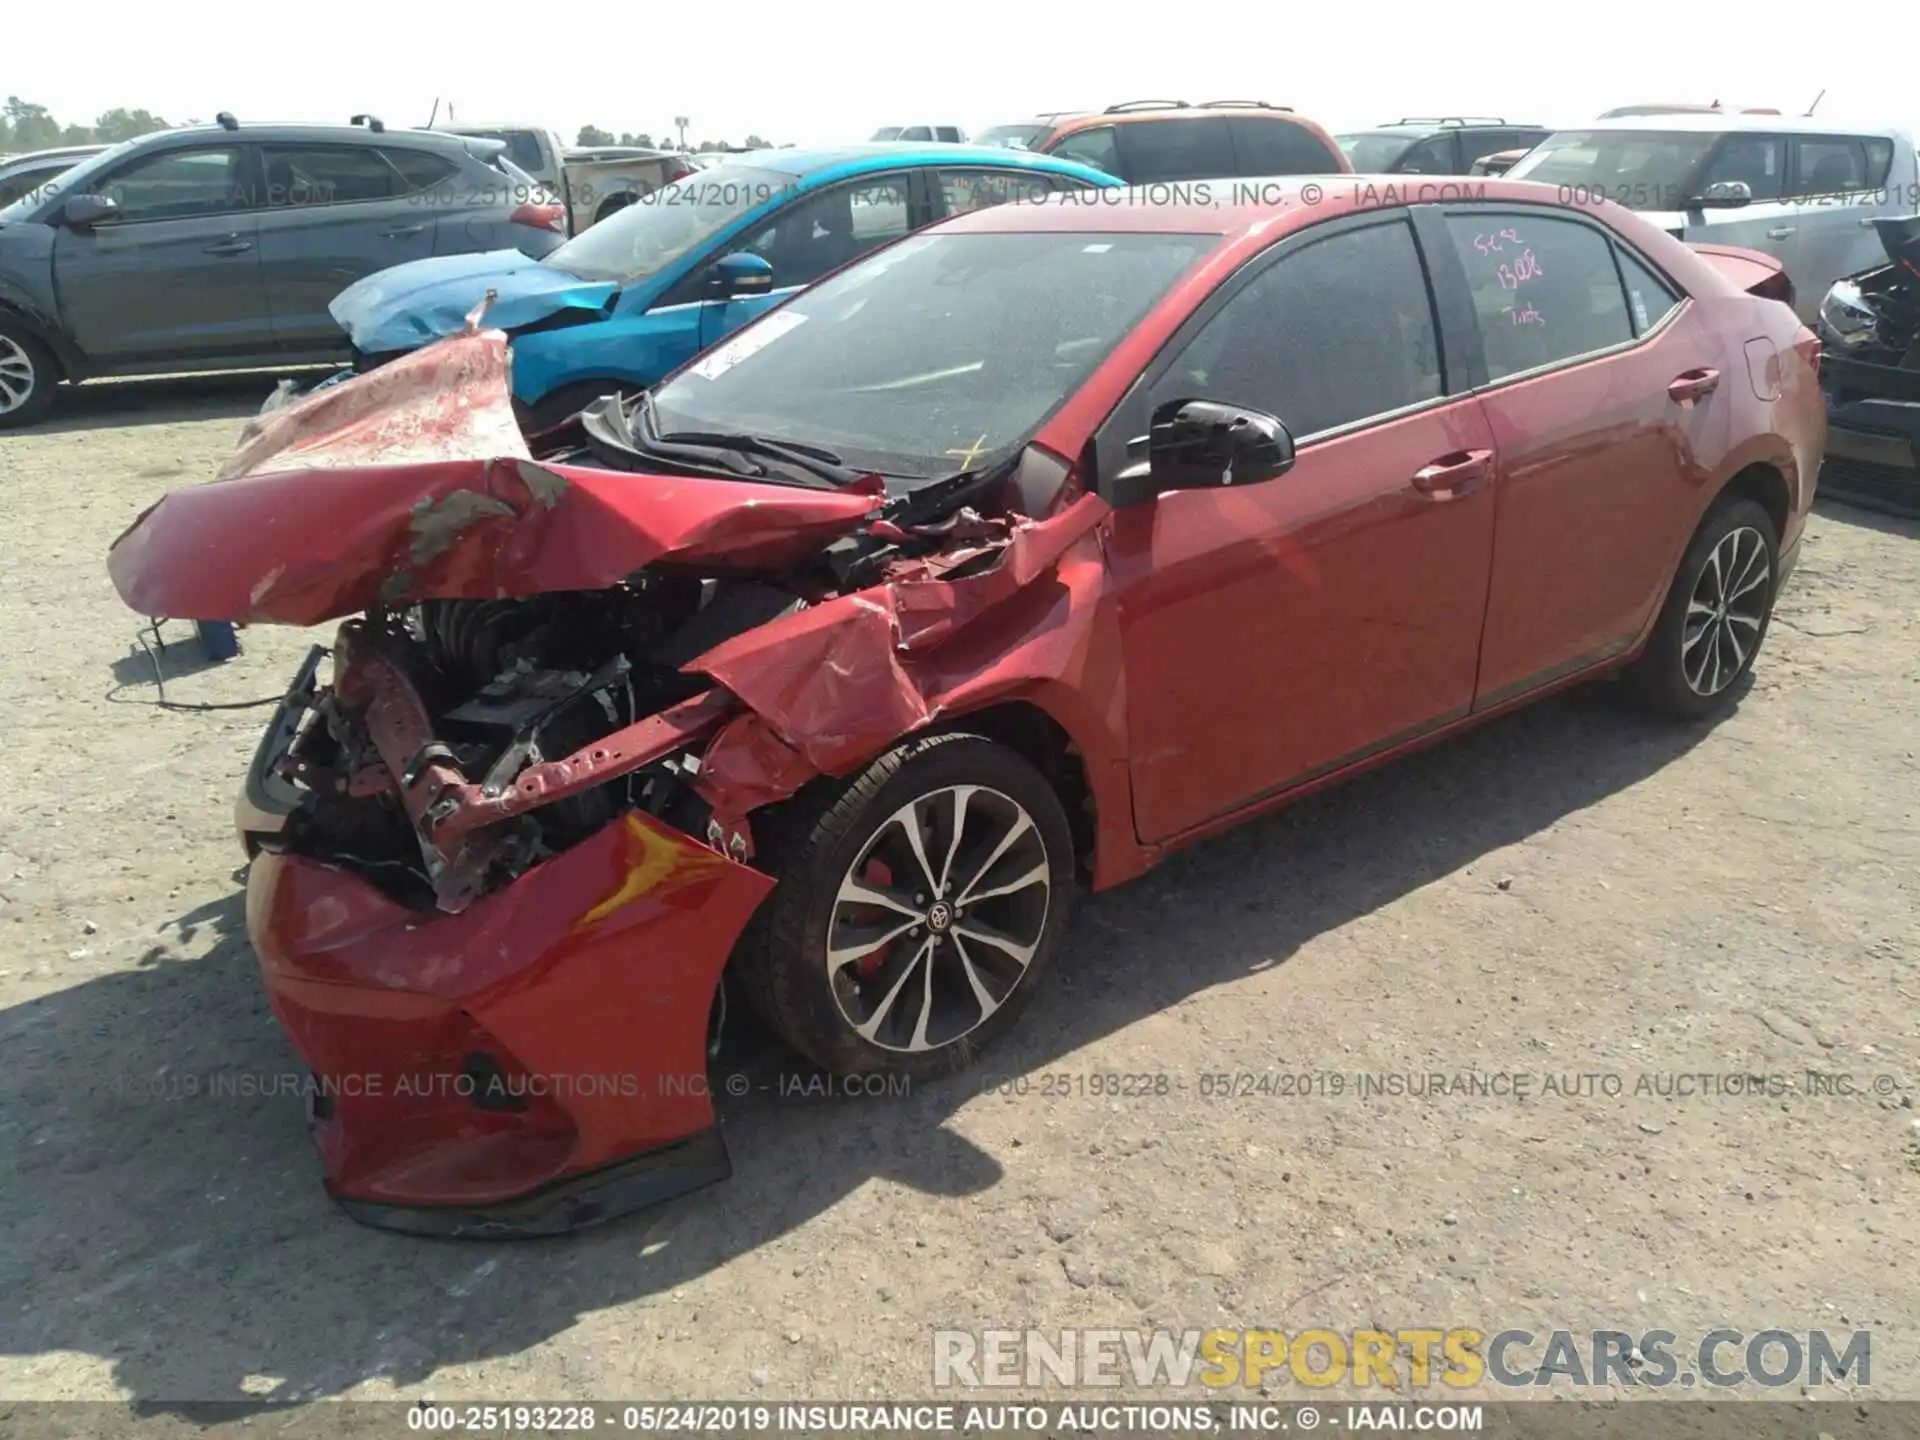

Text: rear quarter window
xmin=1227 ymin=117 xmax=1343 ymax=175
xmin=383 ymin=147 xmax=460 ymax=193
xmin=1118 ymin=117 xmax=1236 ymax=183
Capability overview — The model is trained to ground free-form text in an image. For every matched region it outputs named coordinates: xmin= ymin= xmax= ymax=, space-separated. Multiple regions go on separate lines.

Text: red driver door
xmin=1095 ymin=213 xmax=1501 ymax=844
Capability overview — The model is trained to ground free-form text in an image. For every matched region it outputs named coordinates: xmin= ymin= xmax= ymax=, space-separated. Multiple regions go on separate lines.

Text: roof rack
xmin=349 ymin=113 xmax=385 ymax=132
xmin=1198 ymin=99 xmax=1293 ymax=111
xmin=1105 ymin=99 xmax=1190 ymax=114
xmin=1394 ymin=115 xmax=1507 ymax=127
xmin=215 ymin=112 xmax=239 ymax=131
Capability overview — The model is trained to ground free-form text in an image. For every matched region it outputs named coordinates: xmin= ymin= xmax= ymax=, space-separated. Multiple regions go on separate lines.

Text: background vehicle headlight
xmin=1818 ymin=280 xmax=1879 ymax=348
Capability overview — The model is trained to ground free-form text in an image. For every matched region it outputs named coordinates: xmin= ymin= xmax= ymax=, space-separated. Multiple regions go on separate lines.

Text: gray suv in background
xmin=0 ymin=115 xmax=565 ymax=427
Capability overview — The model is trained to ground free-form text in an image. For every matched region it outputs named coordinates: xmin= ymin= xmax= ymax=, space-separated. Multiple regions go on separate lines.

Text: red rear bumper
xmin=246 ymin=809 xmax=773 ymax=1236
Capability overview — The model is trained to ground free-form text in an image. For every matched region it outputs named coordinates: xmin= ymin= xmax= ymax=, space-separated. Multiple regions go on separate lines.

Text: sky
xmin=7 ymin=0 xmax=1914 ymax=150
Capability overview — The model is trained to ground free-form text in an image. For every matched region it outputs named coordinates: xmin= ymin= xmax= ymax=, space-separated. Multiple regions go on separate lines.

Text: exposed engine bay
xmin=269 ymin=574 xmax=806 ymax=911
xmin=112 ymin=328 xmax=1102 ymax=919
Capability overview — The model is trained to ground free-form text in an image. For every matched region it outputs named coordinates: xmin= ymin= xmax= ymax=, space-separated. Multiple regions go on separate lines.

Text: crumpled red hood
xmin=105 ymin=330 xmax=882 ymax=626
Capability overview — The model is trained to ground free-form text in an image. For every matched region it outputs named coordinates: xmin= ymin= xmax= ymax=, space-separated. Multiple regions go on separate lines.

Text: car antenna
xmin=426 ymin=97 xmax=441 ymax=129
xmin=1804 ymin=89 xmax=1825 ymax=116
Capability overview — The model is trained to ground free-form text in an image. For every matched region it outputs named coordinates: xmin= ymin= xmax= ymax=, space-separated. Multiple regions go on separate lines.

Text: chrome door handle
xmin=1766 ymin=226 xmax=1796 ymax=239
xmin=381 ymin=224 xmax=425 ymax=239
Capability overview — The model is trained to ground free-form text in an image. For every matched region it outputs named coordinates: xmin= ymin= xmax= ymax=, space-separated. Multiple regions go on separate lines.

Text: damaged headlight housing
xmin=1818 ymin=279 xmax=1879 ymax=349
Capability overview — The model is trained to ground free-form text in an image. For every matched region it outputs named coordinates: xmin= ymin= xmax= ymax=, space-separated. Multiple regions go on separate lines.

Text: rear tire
xmin=0 ymin=323 xmax=58 ymax=429
xmin=1623 ymin=495 xmax=1778 ymax=720
xmin=734 ymin=733 xmax=1076 ymax=1079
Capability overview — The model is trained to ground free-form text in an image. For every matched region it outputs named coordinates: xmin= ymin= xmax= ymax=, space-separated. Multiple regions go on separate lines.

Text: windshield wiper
xmin=655 ymin=429 xmax=860 ymax=487
xmin=631 ymin=393 xmax=855 ymax=488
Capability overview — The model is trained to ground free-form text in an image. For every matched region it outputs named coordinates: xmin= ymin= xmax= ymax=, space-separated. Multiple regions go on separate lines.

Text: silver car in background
xmin=1505 ymin=113 xmax=1920 ymax=323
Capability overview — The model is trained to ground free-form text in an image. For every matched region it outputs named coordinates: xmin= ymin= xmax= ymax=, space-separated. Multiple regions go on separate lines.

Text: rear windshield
xmin=1505 ymin=129 xmax=1723 ymax=209
xmin=1337 ymin=133 xmax=1416 ymax=171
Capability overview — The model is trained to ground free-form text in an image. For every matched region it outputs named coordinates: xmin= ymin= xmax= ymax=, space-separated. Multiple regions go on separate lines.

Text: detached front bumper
xmin=1819 ymin=350 xmax=1920 ymax=519
xmin=1821 ymin=398 xmax=1920 ymax=520
xmin=245 ymin=788 xmax=773 ymax=1237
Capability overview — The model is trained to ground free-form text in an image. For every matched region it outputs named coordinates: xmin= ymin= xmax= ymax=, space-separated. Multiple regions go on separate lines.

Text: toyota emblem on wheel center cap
xmin=926 ymin=900 xmax=954 ymax=933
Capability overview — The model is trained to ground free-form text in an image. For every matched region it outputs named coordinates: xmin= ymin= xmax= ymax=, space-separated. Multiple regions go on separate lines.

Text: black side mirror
xmin=1111 ymin=398 xmax=1296 ymax=507
xmin=61 ymin=192 xmax=119 ymax=228
xmin=707 ymin=250 xmax=775 ymax=299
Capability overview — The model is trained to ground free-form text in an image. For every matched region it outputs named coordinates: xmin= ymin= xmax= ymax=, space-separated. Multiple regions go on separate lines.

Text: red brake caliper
xmin=857 ymin=858 xmax=895 ymax=978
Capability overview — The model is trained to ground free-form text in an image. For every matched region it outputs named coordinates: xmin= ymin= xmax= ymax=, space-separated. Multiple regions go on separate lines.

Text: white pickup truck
xmin=433 ymin=123 xmax=695 ymax=233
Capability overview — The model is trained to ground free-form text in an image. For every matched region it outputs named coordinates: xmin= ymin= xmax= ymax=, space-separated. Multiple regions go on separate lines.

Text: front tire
xmin=0 ymin=323 xmax=58 ymax=429
xmin=736 ymin=733 xmax=1076 ymax=1078
xmin=1624 ymin=495 xmax=1777 ymax=719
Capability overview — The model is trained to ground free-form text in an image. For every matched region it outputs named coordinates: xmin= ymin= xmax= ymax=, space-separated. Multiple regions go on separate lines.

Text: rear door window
xmin=1227 ymin=117 xmax=1342 ymax=175
xmin=1048 ymin=125 xmax=1120 ymax=177
xmin=1863 ymin=137 xmax=1894 ymax=186
xmin=1398 ymin=133 xmax=1459 ymax=173
xmin=933 ymin=168 xmax=1052 ymax=216
xmin=1698 ymin=134 xmax=1785 ymax=200
xmin=260 ymin=145 xmax=401 ymax=207
xmin=1116 ymin=117 xmax=1236 ymax=183
xmin=1443 ymin=211 xmax=1635 ymax=380
xmin=1787 ymin=137 xmax=1869 ymax=197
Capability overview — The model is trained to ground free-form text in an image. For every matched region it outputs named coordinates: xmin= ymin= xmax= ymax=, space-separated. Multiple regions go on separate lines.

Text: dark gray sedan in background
xmin=0 ymin=115 xmax=564 ymax=427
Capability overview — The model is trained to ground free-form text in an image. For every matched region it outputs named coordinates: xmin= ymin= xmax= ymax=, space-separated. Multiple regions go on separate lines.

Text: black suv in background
xmin=1335 ymin=117 xmax=1553 ymax=175
xmin=0 ymin=115 xmax=564 ymax=427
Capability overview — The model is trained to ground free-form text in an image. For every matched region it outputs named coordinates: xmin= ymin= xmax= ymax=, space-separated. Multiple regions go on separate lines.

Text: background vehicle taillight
xmin=664 ymin=157 xmax=695 ymax=183
xmin=511 ymin=201 xmax=567 ymax=233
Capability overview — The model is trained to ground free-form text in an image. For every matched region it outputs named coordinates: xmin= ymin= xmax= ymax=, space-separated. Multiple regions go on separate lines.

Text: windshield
xmin=1506 ymin=129 xmax=1722 ymax=209
xmin=1336 ymin=133 xmax=1416 ymax=171
xmin=647 ymin=229 xmax=1219 ymax=484
xmin=542 ymin=164 xmax=789 ymax=284
xmin=870 ymin=127 xmax=904 ymax=141
xmin=0 ymin=136 xmax=142 ymax=221
xmin=974 ymin=124 xmax=1053 ymax=151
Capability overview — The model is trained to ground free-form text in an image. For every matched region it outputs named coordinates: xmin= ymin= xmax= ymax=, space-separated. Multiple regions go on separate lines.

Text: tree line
xmin=576 ymin=126 xmax=777 ymax=152
xmin=0 ymin=97 xmax=780 ymax=157
xmin=1 ymin=97 xmax=173 ymax=152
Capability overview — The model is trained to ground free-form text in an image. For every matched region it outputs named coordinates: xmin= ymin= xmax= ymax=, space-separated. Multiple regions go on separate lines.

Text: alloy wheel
xmin=0 ymin=336 xmax=35 ymax=416
xmin=825 ymin=784 xmax=1052 ymax=1054
xmin=1682 ymin=524 xmax=1771 ymax=697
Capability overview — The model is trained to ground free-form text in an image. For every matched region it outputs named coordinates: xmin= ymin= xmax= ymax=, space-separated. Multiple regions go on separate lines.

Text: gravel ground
xmin=0 ymin=378 xmax=1916 ymax=1414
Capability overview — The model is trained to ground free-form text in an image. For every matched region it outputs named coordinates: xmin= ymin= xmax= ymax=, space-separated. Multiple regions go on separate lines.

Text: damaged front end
xmin=108 ymin=326 xmax=1107 ymax=1235
xmin=1816 ymin=216 xmax=1920 ymax=518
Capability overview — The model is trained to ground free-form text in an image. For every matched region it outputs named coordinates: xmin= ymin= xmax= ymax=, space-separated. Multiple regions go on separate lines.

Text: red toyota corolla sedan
xmin=108 ymin=177 xmax=1824 ymax=1236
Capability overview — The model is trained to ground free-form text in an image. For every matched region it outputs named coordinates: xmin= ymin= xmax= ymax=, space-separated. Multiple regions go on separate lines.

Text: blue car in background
xmin=328 ymin=144 xmax=1123 ymax=429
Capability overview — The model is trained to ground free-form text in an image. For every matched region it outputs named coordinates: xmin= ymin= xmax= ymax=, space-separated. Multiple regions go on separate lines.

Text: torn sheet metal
xmin=686 ymin=494 xmax=1110 ymax=775
xmin=106 ymin=334 xmax=882 ymax=628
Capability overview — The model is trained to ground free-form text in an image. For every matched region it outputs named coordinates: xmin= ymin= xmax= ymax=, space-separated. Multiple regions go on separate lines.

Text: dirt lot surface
xmin=0 ymin=378 xmax=1916 ymax=1415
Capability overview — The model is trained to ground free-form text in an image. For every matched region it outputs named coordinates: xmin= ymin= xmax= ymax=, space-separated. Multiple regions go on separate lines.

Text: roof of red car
xmin=944 ymin=175 xmax=1614 ymax=240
